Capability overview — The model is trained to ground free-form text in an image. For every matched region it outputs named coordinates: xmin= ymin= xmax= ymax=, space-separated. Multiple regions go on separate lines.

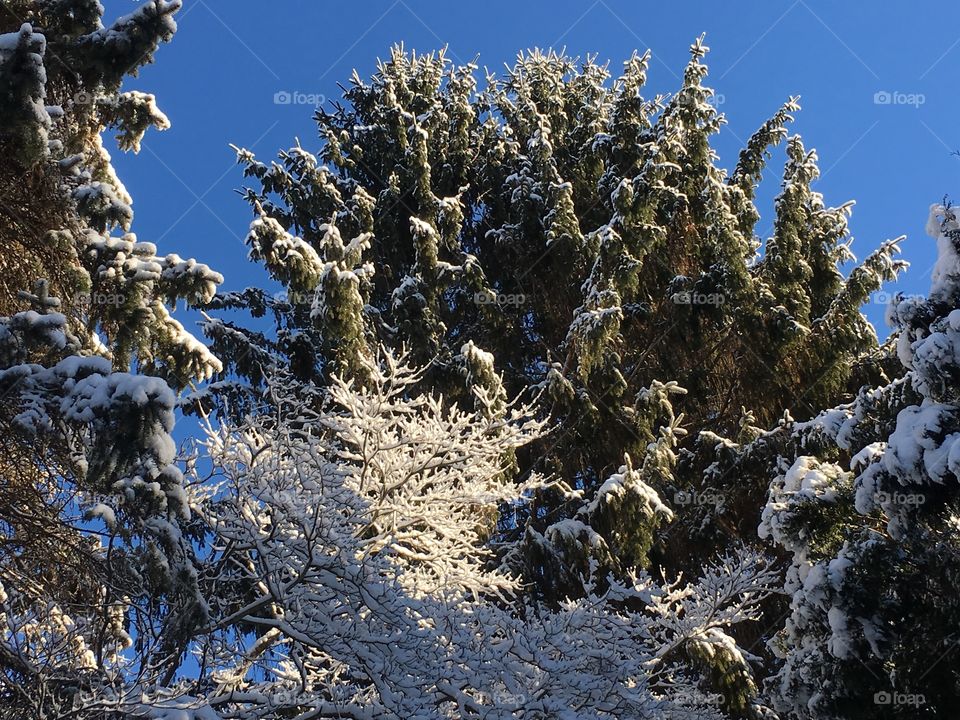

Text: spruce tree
xmin=759 ymin=201 xmax=960 ymax=718
xmin=208 ymin=41 xmax=901 ymax=607
xmin=0 ymin=2 xmax=221 ymax=711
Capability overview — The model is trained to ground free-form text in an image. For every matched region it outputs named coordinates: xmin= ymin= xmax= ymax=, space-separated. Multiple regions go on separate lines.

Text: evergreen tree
xmin=0 ymin=2 xmax=221 ymax=713
xmin=759 ymin=202 xmax=960 ymax=718
xmin=207 ymin=41 xmax=902 ymax=603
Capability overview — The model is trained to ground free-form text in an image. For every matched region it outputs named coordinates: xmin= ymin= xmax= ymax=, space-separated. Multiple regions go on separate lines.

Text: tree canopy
xmin=1 ymin=5 xmax=957 ymax=718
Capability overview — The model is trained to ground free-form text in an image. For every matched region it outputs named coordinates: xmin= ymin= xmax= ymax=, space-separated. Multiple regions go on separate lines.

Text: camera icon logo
xmin=874 ymin=691 xmax=892 ymax=705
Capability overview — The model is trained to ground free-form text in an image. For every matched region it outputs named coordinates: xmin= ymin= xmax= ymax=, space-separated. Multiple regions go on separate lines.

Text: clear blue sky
xmin=105 ymin=0 xmax=958 ymax=336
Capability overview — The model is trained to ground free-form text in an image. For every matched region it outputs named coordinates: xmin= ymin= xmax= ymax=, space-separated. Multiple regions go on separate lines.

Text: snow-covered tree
xmin=206 ymin=40 xmax=903 ymax=605
xmin=182 ymin=351 xmax=780 ymax=719
xmin=757 ymin=203 xmax=960 ymax=718
xmin=0 ymin=2 xmax=221 ymax=715
xmin=0 ymin=0 xmax=221 ymax=380
xmin=3 ymin=19 xmax=940 ymax=717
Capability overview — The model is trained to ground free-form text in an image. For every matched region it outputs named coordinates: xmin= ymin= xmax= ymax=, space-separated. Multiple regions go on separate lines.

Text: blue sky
xmin=105 ymin=0 xmax=958 ymax=335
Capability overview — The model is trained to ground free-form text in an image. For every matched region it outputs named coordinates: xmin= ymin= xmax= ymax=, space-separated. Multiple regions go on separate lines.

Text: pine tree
xmin=0 ymin=0 xmax=221 ymax=381
xmin=0 ymin=2 xmax=221 ymax=713
xmin=759 ymin=202 xmax=960 ymax=719
xmin=208 ymin=41 xmax=901 ymax=609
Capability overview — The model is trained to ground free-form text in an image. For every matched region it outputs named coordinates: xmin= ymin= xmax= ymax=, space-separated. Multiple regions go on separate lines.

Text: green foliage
xmin=0 ymin=4 xmax=221 ymax=711
xmin=211 ymin=41 xmax=903 ymax=614
xmin=756 ymin=205 xmax=960 ymax=718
